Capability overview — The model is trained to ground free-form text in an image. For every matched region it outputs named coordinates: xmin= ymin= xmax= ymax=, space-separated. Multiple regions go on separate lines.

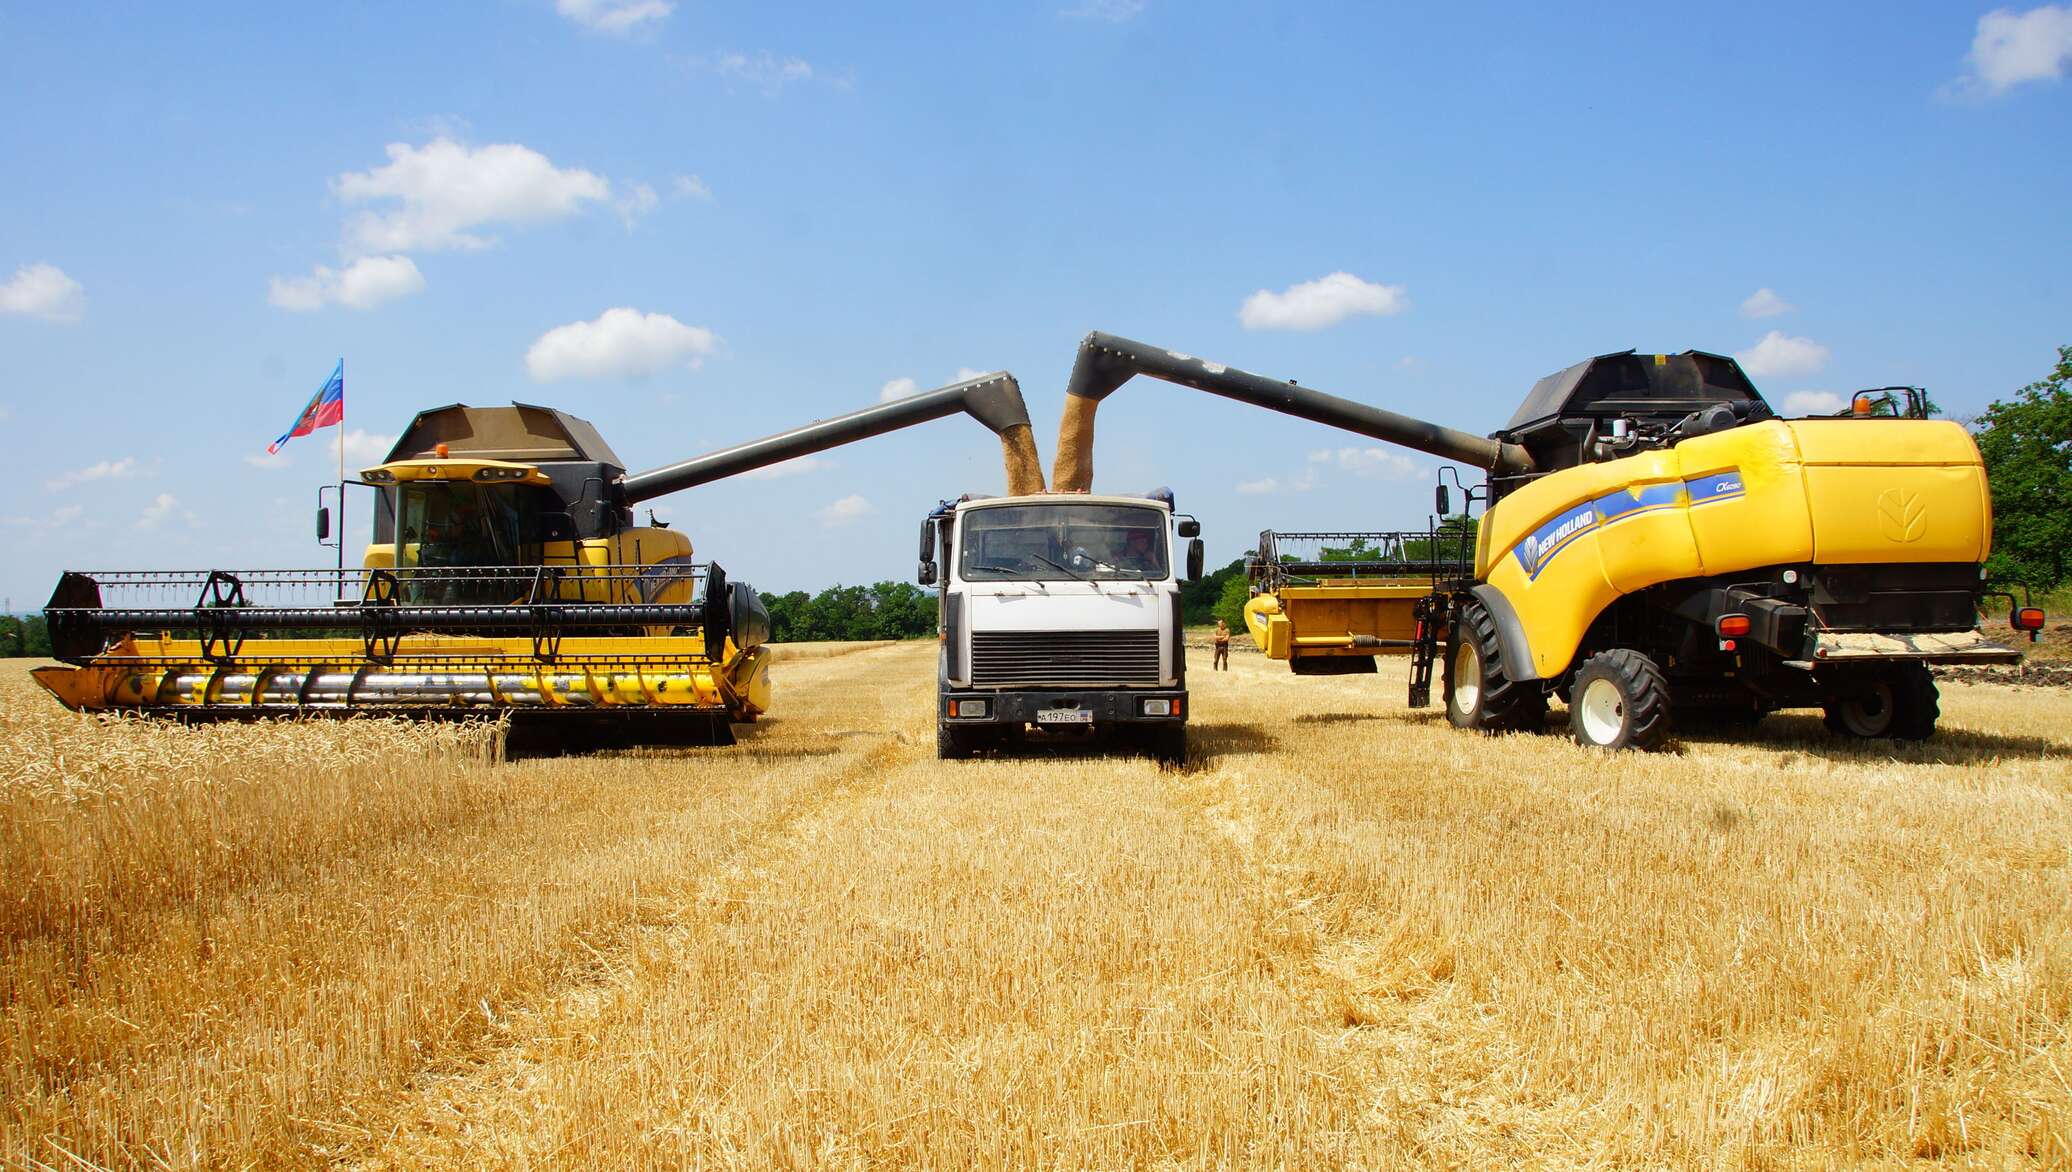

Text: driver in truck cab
xmin=1116 ymin=527 xmax=1158 ymax=572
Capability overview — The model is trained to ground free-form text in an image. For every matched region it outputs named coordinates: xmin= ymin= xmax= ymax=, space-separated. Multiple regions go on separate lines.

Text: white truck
xmin=920 ymin=492 xmax=1205 ymax=762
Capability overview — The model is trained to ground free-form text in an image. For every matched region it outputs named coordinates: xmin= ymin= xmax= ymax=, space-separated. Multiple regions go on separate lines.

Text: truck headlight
xmin=949 ymin=699 xmax=988 ymax=718
xmin=1141 ymin=698 xmax=1173 ymax=716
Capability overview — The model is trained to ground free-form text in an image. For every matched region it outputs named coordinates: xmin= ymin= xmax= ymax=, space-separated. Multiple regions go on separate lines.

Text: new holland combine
xmin=1057 ymin=332 xmax=2042 ymax=750
xmin=34 ymin=373 xmax=1045 ymax=752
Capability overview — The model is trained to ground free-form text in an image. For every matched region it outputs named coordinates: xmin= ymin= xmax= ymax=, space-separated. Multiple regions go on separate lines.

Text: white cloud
xmin=742 ymin=456 xmax=833 ymax=480
xmin=1311 ymin=447 xmax=1423 ymax=480
xmin=1064 ymin=0 xmax=1145 ymax=19
xmin=556 ymin=0 xmax=673 ymax=35
xmin=1 ymin=504 xmax=87 ymax=532
xmin=672 ymin=174 xmax=712 ymax=201
xmin=46 ymin=456 xmax=152 ymax=491
xmin=614 ymin=181 xmax=660 ymax=229
xmin=1238 ymin=271 xmax=1408 ymax=332
xmin=525 ymin=307 xmax=719 ymax=381
xmin=0 ymin=262 xmax=86 ymax=322
xmin=1951 ymin=4 xmax=2072 ymax=95
xmin=878 ymin=377 xmax=919 ymax=403
xmin=952 ymin=367 xmax=988 ymax=383
xmin=1782 ymin=390 xmax=1846 ymax=416
xmin=1234 ymin=477 xmax=1282 ymax=495
xmin=336 ymin=429 xmax=398 ymax=465
xmin=333 ymin=138 xmax=611 ymax=256
xmin=1738 ymin=287 xmax=1793 ymax=319
xmin=136 ymin=493 xmax=199 ymax=530
xmin=267 ymin=254 xmax=425 ymax=312
xmin=817 ymin=494 xmax=875 ymax=526
xmin=245 ymin=449 xmax=292 ymax=470
xmin=711 ymin=51 xmax=818 ymax=90
xmin=1735 ymin=330 xmax=1831 ymax=379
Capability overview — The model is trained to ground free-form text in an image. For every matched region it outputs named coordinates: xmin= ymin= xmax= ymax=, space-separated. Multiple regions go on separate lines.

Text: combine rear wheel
xmin=1568 ymin=649 xmax=1671 ymax=751
xmin=1444 ymin=600 xmax=1546 ymax=733
xmin=1822 ymin=663 xmax=1938 ymax=740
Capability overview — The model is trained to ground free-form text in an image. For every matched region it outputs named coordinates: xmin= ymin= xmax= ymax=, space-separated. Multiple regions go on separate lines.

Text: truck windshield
xmin=959 ymin=503 xmax=1169 ymax=581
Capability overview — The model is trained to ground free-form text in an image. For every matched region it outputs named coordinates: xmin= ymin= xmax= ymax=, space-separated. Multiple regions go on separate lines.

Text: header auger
xmin=35 ymin=371 xmax=1046 ymax=753
xmin=1059 ymin=331 xmax=2037 ymax=750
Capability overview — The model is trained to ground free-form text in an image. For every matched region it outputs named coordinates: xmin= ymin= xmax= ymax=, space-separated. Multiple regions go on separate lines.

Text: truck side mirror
xmin=918 ymin=560 xmax=937 ymax=587
xmin=919 ymin=520 xmax=936 ymax=561
xmin=1185 ymin=538 xmax=1204 ymax=583
xmin=316 ymin=506 xmax=331 ymax=541
xmin=1435 ymin=485 xmax=1452 ymax=516
xmin=1176 ymin=518 xmax=1200 ymax=538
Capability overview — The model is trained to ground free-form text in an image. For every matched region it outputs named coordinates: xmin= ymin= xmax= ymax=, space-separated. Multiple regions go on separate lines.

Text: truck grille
xmin=970 ymin=630 xmax=1162 ymax=686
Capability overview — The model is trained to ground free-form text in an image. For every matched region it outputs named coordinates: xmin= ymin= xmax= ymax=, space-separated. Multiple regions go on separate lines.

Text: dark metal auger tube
xmin=1060 ymin=331 xmax=1535 ymax=480
xmin=619 ymin=372 xmax=1035 ymax=504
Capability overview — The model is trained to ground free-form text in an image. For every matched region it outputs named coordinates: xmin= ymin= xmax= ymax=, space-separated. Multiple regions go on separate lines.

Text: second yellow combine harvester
xmin=34 ymin=373 xmax=1046 ymax=752
xmin=1057 ymin=333 xmax=2044 ymax=750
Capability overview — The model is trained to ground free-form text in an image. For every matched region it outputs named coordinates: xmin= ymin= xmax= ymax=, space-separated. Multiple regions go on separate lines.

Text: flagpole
xmin=337 ymin=357 xmax=346 ymax=593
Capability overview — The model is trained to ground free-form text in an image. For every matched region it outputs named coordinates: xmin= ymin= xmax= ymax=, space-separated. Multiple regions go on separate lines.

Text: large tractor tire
xmin=1568 ymin=649 xmax=1672 ymax=751
xmin=1822 ymin=663 xmax=1938 ymax=740
xmin=1444 ymin=600 xmax=1546 ymax=733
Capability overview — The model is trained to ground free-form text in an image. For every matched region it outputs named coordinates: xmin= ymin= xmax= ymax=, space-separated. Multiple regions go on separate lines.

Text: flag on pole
xmin=268 ymin=360 xmax=345 ymax=455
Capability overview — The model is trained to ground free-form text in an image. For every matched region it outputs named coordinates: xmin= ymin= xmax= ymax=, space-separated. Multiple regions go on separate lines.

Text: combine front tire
xmin=1822 ymin=663 xmax=1938 ymax=740
xmin=1568 ymin=649 xmax=1671 ymax=751
xmin=1444 ymin=600 xmax=1546 ymax=733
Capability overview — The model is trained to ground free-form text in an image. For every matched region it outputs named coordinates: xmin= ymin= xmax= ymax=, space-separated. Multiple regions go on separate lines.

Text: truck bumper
xmin=940 ymin=687 xmax=1187 ymax=725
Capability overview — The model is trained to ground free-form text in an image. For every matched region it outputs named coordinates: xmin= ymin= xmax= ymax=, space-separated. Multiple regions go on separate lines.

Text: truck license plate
xmin=1036 ymin=708 xmax=1093 ymax=724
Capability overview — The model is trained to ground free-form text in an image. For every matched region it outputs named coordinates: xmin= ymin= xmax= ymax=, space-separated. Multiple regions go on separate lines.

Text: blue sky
xmin=3 ymin=2 xmax=2068 ymax=607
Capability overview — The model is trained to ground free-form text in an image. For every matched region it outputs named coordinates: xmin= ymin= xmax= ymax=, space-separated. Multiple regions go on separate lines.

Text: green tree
xmin=1213 ymin=571 xmax=1251 ymax=633
xmin=0 ymin=615 xmax=51 ymax=658
xmin=1975 ymin=344 xmax=2072 ymax=591
xmin=1180 ymin=558 xmax=1245 ymax=625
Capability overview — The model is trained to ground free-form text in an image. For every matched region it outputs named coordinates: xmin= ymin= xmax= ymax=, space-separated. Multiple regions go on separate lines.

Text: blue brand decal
xmin=1686 ymin=470 xmax=1744 ymax=505
xmin=1506 ymin=468 xmax=1745 ymax=579
xmin=1593 ymin=481 xmax=1683 ymax=524
xmin=1512 ymin=501 xmax=1598 ymax=578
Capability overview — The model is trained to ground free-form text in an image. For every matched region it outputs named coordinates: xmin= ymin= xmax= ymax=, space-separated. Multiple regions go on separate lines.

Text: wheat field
xmin=2 ymin=643 xmax=2068 ymax=1169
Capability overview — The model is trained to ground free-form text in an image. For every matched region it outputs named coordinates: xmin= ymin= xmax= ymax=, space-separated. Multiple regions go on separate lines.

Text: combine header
xmin=34 ymin=372 xmax=1047 ymax=752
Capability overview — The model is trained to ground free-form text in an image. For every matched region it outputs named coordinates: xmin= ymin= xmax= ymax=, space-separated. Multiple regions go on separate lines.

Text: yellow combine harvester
xmin=1057 ymin=334 xmax=2045 ymax=750
xmin=35 ymin=374 xmax=1046 ymax=752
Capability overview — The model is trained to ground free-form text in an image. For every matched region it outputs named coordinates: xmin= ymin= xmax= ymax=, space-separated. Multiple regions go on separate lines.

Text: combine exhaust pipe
xmin=624 ymin=371 xmax=1046 ymax=501
xmin=1052 ymin=331 xmax=1535 ymax=491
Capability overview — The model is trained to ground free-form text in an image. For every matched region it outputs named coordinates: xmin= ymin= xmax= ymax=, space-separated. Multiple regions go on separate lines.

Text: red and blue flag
xmin=268 ymin=360 xmax=344 ymax=455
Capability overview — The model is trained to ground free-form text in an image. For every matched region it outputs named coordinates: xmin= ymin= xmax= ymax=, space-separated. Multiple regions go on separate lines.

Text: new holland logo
xmin=1877 ymin=488 xmax=1926 ymax=543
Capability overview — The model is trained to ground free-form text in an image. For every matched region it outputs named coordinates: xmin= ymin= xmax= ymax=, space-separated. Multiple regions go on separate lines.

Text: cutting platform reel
xmin=33 ymin=564 xmax=771 ymax=752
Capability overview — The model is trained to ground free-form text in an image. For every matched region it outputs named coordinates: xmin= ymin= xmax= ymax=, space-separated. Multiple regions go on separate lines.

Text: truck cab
xmin=923 ymin=492 xmax=1204 ymax=762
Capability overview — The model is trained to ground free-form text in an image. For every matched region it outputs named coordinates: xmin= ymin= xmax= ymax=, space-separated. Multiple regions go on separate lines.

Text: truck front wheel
xmin=1144 ymin=723 xmax=1186 ymax=767
xmin=937 ymin=715 xmax=984 ymax=759
xmin=1822 ymin=664 xmax=1938 ymax=740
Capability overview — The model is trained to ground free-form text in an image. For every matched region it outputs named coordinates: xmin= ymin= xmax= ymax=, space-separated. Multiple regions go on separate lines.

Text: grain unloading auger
xmin=35 ymin=372 xmax=1046 ymax=753
xmin=1059 ymin=331 xmax=2044 ymax=750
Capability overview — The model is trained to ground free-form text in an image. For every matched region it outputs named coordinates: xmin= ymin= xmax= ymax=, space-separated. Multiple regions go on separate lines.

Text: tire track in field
xmin=331 ymin=643 xmax=932 ymax=1167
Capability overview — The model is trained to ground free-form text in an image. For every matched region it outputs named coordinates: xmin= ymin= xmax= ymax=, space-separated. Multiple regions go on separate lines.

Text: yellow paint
xmin=1480 ymin=419 xmax=1992 ymax=680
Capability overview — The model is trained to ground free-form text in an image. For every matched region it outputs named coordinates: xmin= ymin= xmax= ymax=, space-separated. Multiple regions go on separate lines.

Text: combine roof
xmin=383 ymin=403 xmax=626 ymax=470
xmin=1503 ymin=350 xmax=1766 ymax=434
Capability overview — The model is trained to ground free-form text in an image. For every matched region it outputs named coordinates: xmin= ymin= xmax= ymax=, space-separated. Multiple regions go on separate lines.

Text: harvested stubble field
xmin=3 ymin=643 xmax=2069 ymax=1170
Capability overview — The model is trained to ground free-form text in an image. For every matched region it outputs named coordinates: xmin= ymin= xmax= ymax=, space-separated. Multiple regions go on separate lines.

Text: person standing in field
xmin=1213 ymin=619 xmax=1231 ymax=670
